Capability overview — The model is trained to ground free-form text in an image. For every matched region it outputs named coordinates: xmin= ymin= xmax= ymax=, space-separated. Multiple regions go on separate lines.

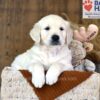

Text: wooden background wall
xmin=0 ymin=0 xmax=100 ymax=84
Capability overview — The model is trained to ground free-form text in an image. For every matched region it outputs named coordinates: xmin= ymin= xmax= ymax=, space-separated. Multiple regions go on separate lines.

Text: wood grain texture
xmin=0 ymin=0 xmax=100 ymax=84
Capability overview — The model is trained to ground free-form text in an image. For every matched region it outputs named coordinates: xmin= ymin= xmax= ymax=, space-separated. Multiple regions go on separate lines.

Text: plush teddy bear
xmin=62 ymin=13 xmax=98 ymax=71
xmin=69 ymin=40 xmax=96 ymax=71
xmin=73 ymin=24 xmax=98 ymax=52
xmin=69 ymin=24 xmax=98 ymax=71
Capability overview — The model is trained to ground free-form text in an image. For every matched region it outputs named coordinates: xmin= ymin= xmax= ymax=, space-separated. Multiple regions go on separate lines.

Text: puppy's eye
xmin=60 ymin=27 xmax=64 ymax=31
xmin=45 ymin=26 xmax=50 ymax=31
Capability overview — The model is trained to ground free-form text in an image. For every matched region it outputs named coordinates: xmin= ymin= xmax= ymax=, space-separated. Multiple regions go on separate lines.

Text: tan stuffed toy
xmin=69 ymin=24 xmax=98 ymax=71
xmin=73 ymin=24 xmax=98 ymax=52
xmin=69 ymin=40 xmax=95 ymax=71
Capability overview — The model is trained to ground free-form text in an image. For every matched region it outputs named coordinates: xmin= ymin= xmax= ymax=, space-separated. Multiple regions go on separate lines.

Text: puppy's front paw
xmin=46 ymin=73 xmax=58 ymax=85
xmin=32 ymin=74 xmax=45 ymax=88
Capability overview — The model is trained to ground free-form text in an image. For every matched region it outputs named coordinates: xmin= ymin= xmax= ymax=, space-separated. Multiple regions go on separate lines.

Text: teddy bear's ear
xmin=61 ymin=13 xmax=70 ymax=21
xmin=73 ymin=29 xmax=86 ymax=42
xmin=29 ymin=23 xmax=41 ymax=44
xmin=87 ymin=24 xmax=99 ymax=41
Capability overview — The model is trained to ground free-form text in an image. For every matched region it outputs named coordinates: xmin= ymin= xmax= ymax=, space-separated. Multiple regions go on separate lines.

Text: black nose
xmin=52 ymin=35 xmax=59 ymax=41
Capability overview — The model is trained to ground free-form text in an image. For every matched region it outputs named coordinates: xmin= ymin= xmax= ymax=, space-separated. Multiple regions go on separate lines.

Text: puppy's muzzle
xmin=51 ymin=34 xmax=60 ymax=45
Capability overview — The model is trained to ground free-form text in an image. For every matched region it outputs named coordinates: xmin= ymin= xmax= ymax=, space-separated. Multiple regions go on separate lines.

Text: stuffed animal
xmin=62 ymin=13 xmax=98 ymax=71
xmin=73 ymin=24 xmax=98 ymax=52
xmin=69 ymin=40 xmax=95 ymax=71
xmin=69 ymin=24 xmax=99 ymax=71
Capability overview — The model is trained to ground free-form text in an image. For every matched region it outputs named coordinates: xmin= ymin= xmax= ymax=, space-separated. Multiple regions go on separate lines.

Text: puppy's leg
xmin=46 ymin=63 xmax=64 ymax=85
xmin=28 ymin=63 xmax=45 ymax=88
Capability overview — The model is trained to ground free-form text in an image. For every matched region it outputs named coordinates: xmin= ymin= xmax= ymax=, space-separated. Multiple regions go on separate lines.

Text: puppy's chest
xmin=40 ymin=46 xmax=68 ymax=65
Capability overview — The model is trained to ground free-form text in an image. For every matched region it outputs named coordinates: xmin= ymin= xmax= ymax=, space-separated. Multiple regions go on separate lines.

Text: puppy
xmin=11 ymin=15 xmax=74 ymax=88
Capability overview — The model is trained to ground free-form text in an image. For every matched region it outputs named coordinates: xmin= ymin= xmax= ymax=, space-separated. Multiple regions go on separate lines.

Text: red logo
xmin=83 ymin=0 xmax=93 ymax=11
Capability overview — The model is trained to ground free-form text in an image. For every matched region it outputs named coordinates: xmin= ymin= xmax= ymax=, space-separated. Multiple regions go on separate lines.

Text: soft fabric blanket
xmin=1 ymin=67 xmax=100 ymax=100
xmin=20 ymin=70 xmax=92 ymax=100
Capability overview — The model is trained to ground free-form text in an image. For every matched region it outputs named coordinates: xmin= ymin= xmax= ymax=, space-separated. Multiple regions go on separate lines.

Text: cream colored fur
xmin=11 ymin=15 xmax=73 ymax=88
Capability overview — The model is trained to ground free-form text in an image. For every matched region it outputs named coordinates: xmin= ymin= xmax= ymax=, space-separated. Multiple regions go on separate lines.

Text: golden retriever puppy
xmin=11 ymin=15 xmax=74 ymax=88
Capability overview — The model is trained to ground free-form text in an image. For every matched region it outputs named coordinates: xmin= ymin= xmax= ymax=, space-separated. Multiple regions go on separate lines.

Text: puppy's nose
xmin=52 ymin=34 xmax=59 ymax=41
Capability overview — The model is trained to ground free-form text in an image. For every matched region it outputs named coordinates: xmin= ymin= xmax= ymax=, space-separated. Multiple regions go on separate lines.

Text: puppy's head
xmin=30 ymin=14 xmax=73 ymax=46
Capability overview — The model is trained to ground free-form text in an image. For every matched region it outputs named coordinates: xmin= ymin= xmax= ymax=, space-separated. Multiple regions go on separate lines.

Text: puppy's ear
xmin=29 ymin=23 xmax=41 ymax=44
xmin=65 ymin=21 xmax=73 ymax=45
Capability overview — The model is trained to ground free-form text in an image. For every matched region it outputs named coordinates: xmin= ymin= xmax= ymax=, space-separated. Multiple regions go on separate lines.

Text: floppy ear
xmin=29 ymin=23 xmax=41 ymax=44
xmin=65 ymin=21 xmax=73 ymax=45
